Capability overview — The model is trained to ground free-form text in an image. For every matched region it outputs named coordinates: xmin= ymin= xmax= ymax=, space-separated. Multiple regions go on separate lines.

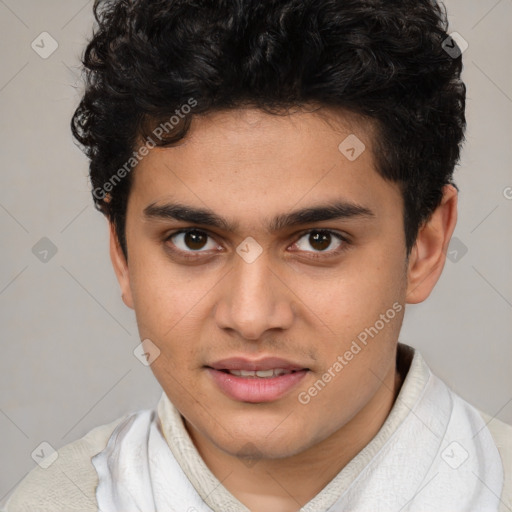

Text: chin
xmin=211 ymin=423 xmax=317 ymax=461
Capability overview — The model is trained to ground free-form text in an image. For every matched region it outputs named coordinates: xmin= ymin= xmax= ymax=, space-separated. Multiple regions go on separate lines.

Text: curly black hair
xmin=71 ymin=0 xmax=466 ymax=260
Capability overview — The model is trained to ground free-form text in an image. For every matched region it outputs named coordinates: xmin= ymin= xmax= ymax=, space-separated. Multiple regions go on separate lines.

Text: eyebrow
xmin=143 ymin=200 xmax=375 ymax=233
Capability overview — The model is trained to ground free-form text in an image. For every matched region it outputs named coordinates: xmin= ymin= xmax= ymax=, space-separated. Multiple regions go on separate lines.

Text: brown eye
xmin=293 ymin=230 xmax=345 ymax=254
xmin=309 ymin=232 xmax=332 ymax=251
xmin=183 ymin=230 xmax=208 ymax=250
xmin=167 ymin=229 xmax=218 ymax=253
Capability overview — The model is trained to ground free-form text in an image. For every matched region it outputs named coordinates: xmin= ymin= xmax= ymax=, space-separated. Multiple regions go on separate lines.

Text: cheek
xmin=127 ymin=259 xmax=179 ymax=345
xmin=127 ymin=253 xmax=221 ymax=365
xmin=302 ymin=247 xmax=406 ymax=385
xmin=316 ymin=250 xmax=405 ymax=328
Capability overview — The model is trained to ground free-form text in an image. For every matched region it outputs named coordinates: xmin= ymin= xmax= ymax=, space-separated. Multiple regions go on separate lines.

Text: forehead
xmin=129 ymin=107 xmax=402 ymax=230
xmin=156 ymin=106 xmax=375 ymax=166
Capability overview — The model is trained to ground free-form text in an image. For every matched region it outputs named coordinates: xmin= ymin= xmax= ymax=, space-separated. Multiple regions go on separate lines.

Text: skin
xmin=109 ymin=107 xmax=457 ymax=511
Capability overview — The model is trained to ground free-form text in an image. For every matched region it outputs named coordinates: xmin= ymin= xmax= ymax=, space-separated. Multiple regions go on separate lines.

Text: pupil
xmin=185 ymin=231 xmax=207 ymax=250
xmin=310 ymin=231 xmax=330 ymax=251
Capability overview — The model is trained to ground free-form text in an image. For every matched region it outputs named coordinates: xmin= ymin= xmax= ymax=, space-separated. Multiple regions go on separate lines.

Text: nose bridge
xmin=215 ymin=249 xmax=294 ymax=339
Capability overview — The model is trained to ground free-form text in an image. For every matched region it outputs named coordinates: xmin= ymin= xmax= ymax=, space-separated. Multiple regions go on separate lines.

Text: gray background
xmin=0 ymin=0 xmax=511 ymax=502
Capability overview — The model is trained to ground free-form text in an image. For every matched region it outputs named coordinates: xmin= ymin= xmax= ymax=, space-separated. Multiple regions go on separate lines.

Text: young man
xmin=2 ymin=0 xmax=510 ymax=511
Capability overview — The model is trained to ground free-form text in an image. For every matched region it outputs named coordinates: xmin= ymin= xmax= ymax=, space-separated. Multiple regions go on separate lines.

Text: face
xmin=114 ymin=107 xmax=411 ymax=460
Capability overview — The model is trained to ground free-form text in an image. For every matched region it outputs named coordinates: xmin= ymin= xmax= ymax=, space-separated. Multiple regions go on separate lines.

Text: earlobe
xmin=108 ymin=221 xmax=134 ymax=309
xmin=406 ymin=185 xmax=458 ymax=304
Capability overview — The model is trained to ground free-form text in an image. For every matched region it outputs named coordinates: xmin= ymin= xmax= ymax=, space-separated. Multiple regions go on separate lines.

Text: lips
xmin=205 ymin=356 xmax=310 ymax=402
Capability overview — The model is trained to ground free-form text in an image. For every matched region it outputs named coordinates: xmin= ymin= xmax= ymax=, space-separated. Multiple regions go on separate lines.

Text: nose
xmin=214 ymin=250 xmax=295 ymax=341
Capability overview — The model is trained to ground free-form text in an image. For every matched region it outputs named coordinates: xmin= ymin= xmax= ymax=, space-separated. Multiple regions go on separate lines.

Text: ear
xmin=109 ymin=221 xmax=134 ymax=309
xmin=406 ymin=184 xmax=458 ymax=304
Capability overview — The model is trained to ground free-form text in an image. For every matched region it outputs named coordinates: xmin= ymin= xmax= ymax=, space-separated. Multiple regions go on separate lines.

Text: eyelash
xmin=163 ymin=228 xmax=351 ymax=261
